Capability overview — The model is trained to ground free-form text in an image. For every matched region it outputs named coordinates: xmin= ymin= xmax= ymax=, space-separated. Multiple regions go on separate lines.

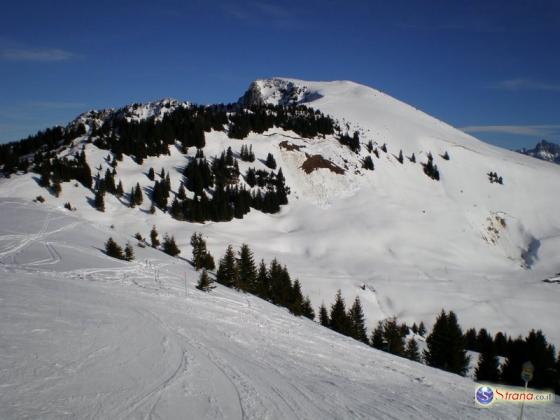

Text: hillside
xmin=1 ymin=198 xmax=558 ymax=419
xmin=1 ymin=77 xmax=559 ymax=348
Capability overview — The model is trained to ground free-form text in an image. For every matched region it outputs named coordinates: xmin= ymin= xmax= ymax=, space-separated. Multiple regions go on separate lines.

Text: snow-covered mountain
xmin=517 ymin=139 xmax=560 ymax=165
xmin=2 ymin=77 xmax=560 ymax=342
xmin=1 ymin=78 xmax=559 ymax=418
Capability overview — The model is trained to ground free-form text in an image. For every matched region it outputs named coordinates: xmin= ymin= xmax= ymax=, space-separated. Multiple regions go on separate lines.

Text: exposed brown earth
xmin=300 ymin=154 xmax=345 ymax=175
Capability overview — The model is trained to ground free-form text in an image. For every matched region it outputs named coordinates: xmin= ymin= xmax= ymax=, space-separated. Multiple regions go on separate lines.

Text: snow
xmin=1 ymin=199 xmax=558 ymax=419
xmin=1 ymin=77 xmax=560 ymax=416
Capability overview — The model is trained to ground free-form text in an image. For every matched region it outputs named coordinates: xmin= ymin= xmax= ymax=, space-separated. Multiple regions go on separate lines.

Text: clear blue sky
xmin=1 ymin=0 xmax=559 ymax=149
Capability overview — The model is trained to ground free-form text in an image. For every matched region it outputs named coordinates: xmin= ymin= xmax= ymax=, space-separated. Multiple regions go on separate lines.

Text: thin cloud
xmin=493 ymin=78 xmax=560 ymax=92
xmin=461 ymin=124 xmax=560 ymax=137
xmin=0 ymin=48 xmax=76 ymax=62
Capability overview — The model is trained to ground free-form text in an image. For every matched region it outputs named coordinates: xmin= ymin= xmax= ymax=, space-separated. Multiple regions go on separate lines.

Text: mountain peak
xmin=239 ymin=78 xmax=323 ymax=107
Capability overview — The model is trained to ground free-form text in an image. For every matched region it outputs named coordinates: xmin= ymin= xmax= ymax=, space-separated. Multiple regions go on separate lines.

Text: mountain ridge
xmin=1 ymin=78 xmax=559 ymax=346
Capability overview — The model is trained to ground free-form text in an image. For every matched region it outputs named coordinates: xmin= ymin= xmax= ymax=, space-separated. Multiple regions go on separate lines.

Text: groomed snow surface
xmin=1 ymin=199 xmax=558 ymax=419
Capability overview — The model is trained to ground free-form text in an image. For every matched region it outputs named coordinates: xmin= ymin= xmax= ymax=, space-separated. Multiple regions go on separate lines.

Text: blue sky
xmin=1 ymin=0 xmax=559 ymax=149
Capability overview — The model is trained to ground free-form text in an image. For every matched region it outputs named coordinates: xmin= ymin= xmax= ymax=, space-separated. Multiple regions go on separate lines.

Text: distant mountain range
xmin=517 ymin=139 xmax=560 ymax=164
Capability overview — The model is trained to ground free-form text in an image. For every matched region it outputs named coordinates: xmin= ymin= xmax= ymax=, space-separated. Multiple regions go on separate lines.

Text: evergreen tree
xmin=129 ymin=187 xmax=136 ymax=208
xmin=150 ymin=225 xmax=160 ymax=248
xmin=362 ymin=156 xmax=374 ymax=171
xmin=348 ymin=296 xmax=368 ymax=343
xmin=418 ymin=321 xmax=426 ymax=336
xmin=475 ymin=338 xmax=500 ymax=382
xmin=237 ymin=244 xmax=257 ymax=292
xmin=191 ymin=232 xmax=207 ymax=270
xmin=383 ymin=317 xmax=405 ymax=356
xmin=319 ymin=303 xmax=330 ymax=327
xmin=177 ymin=183 xmax=186 ymax=200
xmin=148 ymin=167 xmax=155 ymax=180
xmin=423 ymin=310 xmax=470 ymax=376
xmin=410 ymin=153 xmax=416 ymax=163
xmin=442 ymin=151 xmax=450 ymax=160
xmin=265 ymin=153 xmax=277 ymax=170
xmin=94 ymin=189 xmax=105 ymax=212
xmin=255 ymin=259 xmax=270 ymax=299
xmin=494 ymin=331 xmax=508 ymax=356
xmin=370 ymin=321 xmax=385 ymax=350
xmin=216 ymin=245 xmax=239 ymax=288
xmin=124 ymin=242 xmax=135 ymax=261
xmin=134 ymin=182 xmax=143 ymax=205
xmin=286 ymin=279 xmax=303 ymax=315
xmin=116 ymin=180 xmax=124 ymax=197
xmin=301 ymin=296 xmax=315 ymax=320
xmin=105 ymin=237 xmax=124 ymax=260
xmin=162 ymin=235 xmax=180 ymax=256
xmin=196 ymin=269 xmax=213 ymax=291
xmin=405 ymin=338 xmax=421 ymax=362
xmin=329 ymin=290 xmax=350 ymax=335
xmin=464 ymin=328 xmax=478 ymax=351
xmin=411 ymin=323 xmax=418 ymax=334
xmin=397 ymin=150 xmax=404 ymax=164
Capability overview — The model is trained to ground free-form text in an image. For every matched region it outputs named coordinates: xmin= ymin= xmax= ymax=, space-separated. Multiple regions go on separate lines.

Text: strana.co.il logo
xmin=475 ymin=385 xmax=494 ymax=406
xmin=474 ymin=384 xmax=555 ymax=408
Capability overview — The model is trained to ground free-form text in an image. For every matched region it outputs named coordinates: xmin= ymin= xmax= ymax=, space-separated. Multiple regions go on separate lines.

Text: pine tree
xmin=404 ymin=338 xmax=421 ymax=362
xmin=475 ymin=339 xmax=500 ymax=382
xmin=362 ymin=156 xmax=374 ymax=171
xmin=255 ymin=259 xmax=270 ymax=299
xmin=162 ymin=235 xmax=180 ymax=256
xmin=397 ymin=150 xmax=404 ymax=164
xmin=370 ymin=321 xmax=385 ymax=350
xmin=237 ymin=243 xmax=257 ymax=292
xmin=411 ymin=323 xmax=418 ymax=334
xmin=177 ymin=183 xmax=186 ymax=200
xmin=319 ymin=303 xmax=330 ymax=327
xmin=191 ymin=233 xmax=207 ymax=270
xmin=423 ymin=310 xmax=470 ymax=376
xmin=265 ymin=153 xmax=277 ymax=170
xmin=105 ymin=237 xmax=124 ymax=260
xmin=216 ymin=245 xmax=238 ymax=288
xmin=148 ymin=167 xmax=155 ymax=180
xmin=289 ymin=279 xmax=305 ymax=316
xmin=124 ymin=242 xmax=135 ymax=261
xmin=410 ymin=153 xmax=416 ymax=163
xmin=383 ymin=317 xmax=405 ymax=356
xmin=116 ymin=180 xmax=124 ymax=197
xmin=94 ymin=189 xmax=105 ymax=212
xmin=150 ymin=225 xmax=160 ymax=248
xmin=134 ymin=182 xmax=143 ymax=205
xmin=329 ymin=290 xmax=350 ymax=335
xmin=196 ymin=269 xmax=213 ymax=291
xmin=129 ymin=187 xmax=136 ymax=207
xmin=418 ymin=321 xmax=426 ymax=336
xmin=464 ymin=328 xmax=478 ymax=351
xmin=348 ymin=296 xmax=368 ymax=343
xmin=301 ymin=296 xmax=315 ymax=320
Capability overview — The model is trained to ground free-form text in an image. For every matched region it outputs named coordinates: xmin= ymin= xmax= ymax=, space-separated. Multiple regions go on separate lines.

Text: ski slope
xmin=1 ymin=77 xmax=560 ymax=348
xmin=1 ymin=199 xmax=558 ymax=419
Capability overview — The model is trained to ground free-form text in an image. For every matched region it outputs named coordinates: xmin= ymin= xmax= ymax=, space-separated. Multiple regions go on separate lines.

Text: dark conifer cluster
xmin=36 ymin=150 xmax=93 ymax=191
xmin=465 ymin=326 xmax=559 ymax=391
xmin=212 ymin=244 xmax=315 ymax=319
xmin=0 ymin=124 xmax=85 ymax=175
xmin=165 ymin=149 xmax=288 ymax=223
xmin=362 ymin=156 xmax=374 ymax=170
xmin=239 ymin=144 xmax=255 ymax=162
xmin=487 ymin=171 xmax=504 ymax=184
xmin=423 ymin=152 xmax=440 ymax=180
xmin=337 ymin=131 xmax=360 ymax=153
xmin=104 ymin=237 xmax=134 ymax=261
